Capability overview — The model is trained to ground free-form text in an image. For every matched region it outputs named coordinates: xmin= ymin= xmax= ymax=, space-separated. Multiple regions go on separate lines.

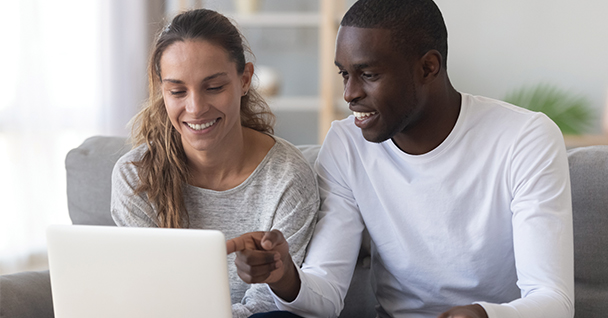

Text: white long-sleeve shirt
xmin=273 ymin=94 xmax=574 ymax=318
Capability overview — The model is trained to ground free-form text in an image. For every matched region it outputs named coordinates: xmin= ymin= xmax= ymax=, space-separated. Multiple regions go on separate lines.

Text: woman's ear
xmin=241 ymin=62 xmax=254 ymax=95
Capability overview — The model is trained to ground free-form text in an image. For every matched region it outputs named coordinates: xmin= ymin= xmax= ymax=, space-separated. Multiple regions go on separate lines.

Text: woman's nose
xmin=185 ymin=92 xmax=207 ymax=115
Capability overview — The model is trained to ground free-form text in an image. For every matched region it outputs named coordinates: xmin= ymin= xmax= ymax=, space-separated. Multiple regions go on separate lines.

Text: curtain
xmin=0 ymin=0 xmax=157 ymax=275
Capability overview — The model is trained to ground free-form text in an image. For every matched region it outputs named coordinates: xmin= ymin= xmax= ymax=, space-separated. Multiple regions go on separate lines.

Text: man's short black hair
xmin=341 ymin=0 xmax=448 ymax=67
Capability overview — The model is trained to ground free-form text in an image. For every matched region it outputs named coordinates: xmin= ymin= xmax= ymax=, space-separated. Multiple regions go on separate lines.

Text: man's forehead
xmin=335 ymin=26 xmax=396 ymax=66
xmin=337 ymin=26 xmax=392 ymax=44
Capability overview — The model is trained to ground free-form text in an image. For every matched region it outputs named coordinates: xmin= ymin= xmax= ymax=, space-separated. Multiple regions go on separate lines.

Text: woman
xmin=110 ymin=9 xmax=319 ymax=318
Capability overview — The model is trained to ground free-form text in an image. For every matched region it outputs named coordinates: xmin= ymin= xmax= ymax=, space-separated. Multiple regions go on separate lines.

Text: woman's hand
xmin=227 ymin=230 xmax=301 ymax=301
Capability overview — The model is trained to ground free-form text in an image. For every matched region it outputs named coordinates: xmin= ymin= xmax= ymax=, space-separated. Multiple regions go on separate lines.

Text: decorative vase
xmin=234 ymin=0 xmax=260 ymax=14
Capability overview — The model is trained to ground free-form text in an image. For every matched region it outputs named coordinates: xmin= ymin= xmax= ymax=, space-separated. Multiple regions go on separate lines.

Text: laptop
xmin=46 ymin=224 xmax=233 ymax=318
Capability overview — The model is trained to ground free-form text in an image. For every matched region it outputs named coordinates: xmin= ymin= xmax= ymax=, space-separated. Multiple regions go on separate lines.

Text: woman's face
xmin=159 ymin=39 xmax=252 ymax=153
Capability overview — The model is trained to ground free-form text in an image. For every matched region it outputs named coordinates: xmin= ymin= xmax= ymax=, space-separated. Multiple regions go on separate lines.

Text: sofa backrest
xmin=65 ymin=136 xmax=322 ymax=226
xmin=65 ymin=136 xmax=131 ymax=225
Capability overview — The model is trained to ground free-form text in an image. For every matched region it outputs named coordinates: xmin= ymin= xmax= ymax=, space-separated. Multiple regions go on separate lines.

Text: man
xmin=228 ymin=0 xmax=574 ymax=317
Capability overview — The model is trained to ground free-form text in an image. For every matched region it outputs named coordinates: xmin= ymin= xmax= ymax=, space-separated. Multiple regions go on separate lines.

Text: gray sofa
xmin=1 ymin=136 xmax=607 ymax=317
xmin=0 ymin=136 xmax=375 ymax=318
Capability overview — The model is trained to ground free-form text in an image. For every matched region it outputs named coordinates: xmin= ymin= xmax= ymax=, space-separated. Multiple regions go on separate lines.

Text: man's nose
xmin=343 ymin=77 xmax=365 ymax=104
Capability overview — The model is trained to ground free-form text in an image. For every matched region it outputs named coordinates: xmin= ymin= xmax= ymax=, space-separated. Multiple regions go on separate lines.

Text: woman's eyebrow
xmin=162 ymin=72 xmax=229 ymax=84
xmin=202 ymin=72 xmax=229 ymax=81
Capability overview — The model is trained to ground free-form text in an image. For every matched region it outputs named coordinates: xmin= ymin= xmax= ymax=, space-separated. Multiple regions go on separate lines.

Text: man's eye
xmin=362 ymin=73 xmax=377 ymax=79
xmin=338 ymin=70 xmax=349 ymax=78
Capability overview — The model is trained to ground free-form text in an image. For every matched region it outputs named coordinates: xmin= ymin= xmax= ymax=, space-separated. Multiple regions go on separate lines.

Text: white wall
xmin=435 ymin=0 xmax=608 ymax=132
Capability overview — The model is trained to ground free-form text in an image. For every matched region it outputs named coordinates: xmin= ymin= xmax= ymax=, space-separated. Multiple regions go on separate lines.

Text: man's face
xmin=335 ymin=26 xmax=424 ymax=143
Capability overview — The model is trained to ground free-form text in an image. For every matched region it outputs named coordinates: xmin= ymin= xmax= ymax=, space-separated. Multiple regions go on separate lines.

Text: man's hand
xmin=437 ymin=304 xmax=488 ymax=318
xmin=226 ymin=230 xmax=301 ymax=302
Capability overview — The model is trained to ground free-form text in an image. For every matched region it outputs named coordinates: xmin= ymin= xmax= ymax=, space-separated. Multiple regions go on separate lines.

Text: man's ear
xmin=420 ymin=50 xmax=442 ymax=83
xmin=241 ymin=62 xmax=254 ymax=95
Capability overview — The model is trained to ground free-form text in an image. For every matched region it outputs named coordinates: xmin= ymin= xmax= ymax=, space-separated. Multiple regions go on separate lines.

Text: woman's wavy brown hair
xmin=130 ymin=9 xmax=275 ymax=228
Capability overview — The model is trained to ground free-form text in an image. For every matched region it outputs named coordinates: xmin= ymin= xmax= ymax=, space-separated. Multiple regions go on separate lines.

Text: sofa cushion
xmin=0 ymin=270 xmax=54 ymax=318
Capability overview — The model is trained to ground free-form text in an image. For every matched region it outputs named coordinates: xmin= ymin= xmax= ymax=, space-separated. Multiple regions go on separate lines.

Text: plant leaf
xmin=503 ymin=83 xmax=595 ymax=135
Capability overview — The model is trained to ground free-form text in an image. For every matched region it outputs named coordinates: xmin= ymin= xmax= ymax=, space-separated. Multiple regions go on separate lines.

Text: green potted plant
xmin=503 ymin=83 xmax=595 ymax=135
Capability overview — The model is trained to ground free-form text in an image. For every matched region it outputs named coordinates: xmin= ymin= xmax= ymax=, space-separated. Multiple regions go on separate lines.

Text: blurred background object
xmin=0 ymin=0 xmax=164 ymax=275
xmin=604 ymin=89 xmax=608 ymax=134
xmin=2 ymin=0 xmax=608 ymax=275
xmin=504 ymin=83 xmax=595 ymax=135
xmin=235 ymin=0 xmax=260 ymax=14
xmin=253 ymin=65 xmax=282 ymax=97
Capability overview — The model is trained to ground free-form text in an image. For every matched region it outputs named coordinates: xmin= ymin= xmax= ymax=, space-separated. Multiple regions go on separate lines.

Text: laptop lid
xmin=47 ymin=224 xmax=232 ymax=318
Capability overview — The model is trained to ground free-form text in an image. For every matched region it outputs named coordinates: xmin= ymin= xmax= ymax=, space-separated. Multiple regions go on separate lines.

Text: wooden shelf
xmin=564 ymin=134 xmax=608 ymax=149
xmin=265 ymin=96 xmax=349 ymax=114
xmin=225 ymin=13 xmax=320 ymax=27
xmin=215 ymin=1 xmax=349 ymax=143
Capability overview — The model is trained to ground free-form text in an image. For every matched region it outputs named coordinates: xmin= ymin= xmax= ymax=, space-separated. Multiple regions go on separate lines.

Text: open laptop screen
xmin=47 ymin=225 xmax=232 ymax=318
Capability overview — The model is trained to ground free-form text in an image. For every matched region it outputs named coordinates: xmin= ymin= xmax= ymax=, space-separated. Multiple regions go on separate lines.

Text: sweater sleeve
xmin=232 ymin=284 xmax=278 ymax=318
xmin=232 ymin=199 xmax=320 ymax=318
xmin=233 ymin=143 xmax=321 ymax=318
xmin=477 ymin=114 xmax=574 ymax=318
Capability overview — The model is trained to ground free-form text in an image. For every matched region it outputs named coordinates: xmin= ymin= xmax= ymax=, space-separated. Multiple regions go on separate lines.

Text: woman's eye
xmin=170 ymin=90 xmax=185 ymax=96
xmin=208 ymin=85 xmax=224 ymax=91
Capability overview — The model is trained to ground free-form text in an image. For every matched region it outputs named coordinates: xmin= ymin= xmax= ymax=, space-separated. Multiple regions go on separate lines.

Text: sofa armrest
xmin=0 ymin=270 xmax=54 ymax=318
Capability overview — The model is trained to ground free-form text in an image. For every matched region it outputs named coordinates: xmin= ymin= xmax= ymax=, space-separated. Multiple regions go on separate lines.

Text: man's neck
xmin=392 ymin=86 xmax=461 ymax=155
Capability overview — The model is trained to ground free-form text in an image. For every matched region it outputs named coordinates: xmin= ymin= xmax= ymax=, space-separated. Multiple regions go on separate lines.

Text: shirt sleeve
xmin=234 ymin=146 xmax=321 ymax=317
xmin=272 ymin=126 xmax=365 ymax=318
xmin=477 ymin=114 xmax=574 ymax=317
xmin=110 ymin=151 xmax=159 ymax=227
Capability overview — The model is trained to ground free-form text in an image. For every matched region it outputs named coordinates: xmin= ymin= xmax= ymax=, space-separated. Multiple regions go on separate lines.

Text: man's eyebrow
xmin=334 ymin=61 xmax=372 ymax=70
xmin=353 ymin=63 xmax=370 ymax=70
xmin=162 ymin=72 xmax=228 ymax=84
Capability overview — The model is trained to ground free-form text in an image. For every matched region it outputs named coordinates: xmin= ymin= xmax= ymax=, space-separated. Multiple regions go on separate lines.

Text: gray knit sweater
xmin=110 ymin=137 xmax=319 ymax=318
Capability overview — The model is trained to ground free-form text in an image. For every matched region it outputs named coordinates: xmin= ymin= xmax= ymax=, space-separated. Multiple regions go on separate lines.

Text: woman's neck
xmin=184 ymin=127 xmax=274 ymax=191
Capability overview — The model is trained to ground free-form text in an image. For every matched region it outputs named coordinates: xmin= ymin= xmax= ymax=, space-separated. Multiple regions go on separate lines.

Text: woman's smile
xmin=186 ymin=118 xmax=219 ymax=131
